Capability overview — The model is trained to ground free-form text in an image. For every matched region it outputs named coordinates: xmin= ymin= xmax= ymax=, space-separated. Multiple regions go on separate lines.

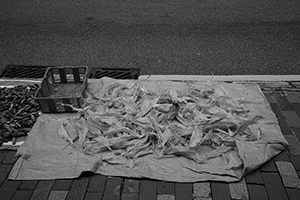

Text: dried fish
xmin=56 ymin=80 xmax=264 ymax=167
xmin=0 ymin=84 xmax=40 ymax=145
xmin=57 ymin=123 xmax=74 ymax=144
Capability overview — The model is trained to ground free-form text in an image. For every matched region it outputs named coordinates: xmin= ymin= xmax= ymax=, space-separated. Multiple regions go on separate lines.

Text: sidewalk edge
xmin=138 ymin=75 xmax=300 ymax=82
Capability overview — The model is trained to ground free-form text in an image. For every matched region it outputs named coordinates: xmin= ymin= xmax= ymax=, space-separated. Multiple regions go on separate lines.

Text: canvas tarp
xmin=9 ymin=78 xmax=288 ymax=182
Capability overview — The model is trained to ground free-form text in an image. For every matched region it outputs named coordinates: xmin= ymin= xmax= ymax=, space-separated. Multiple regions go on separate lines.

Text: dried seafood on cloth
xmin=9 ymin=78 xmax=288 ymax=182
xmin=58 ymin=78 xmax=286 ymax=170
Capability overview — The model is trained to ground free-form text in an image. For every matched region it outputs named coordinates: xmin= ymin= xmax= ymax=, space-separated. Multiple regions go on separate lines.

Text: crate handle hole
xmin=52 ymin=69 xmax=61 ymax=83
xmin=66 ymin=73 xmax=75 ymax=82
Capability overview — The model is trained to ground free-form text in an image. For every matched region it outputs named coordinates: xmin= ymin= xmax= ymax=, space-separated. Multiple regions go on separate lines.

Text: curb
xmin=139 ymin=75 xmax=300 ymax=82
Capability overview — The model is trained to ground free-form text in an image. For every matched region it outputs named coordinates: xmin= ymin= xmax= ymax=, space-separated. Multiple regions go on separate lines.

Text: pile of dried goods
xmin=59 ymin=80 xmax=264 ymax=167
xmin=0 ymin=84 xmax=40 ymax=146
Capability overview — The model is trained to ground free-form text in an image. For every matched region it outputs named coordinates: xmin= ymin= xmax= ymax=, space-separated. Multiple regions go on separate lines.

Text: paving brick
xmin=0 ymin=180 xmax=21 ymax=200
xmin=157 ymin=194 xmax=175 ymax=200
xmin=19 ymin=180 xmax=38 ymax=190
xmin=87 ymin=174 xmax=107 ymax=193
xmin=292 ymin=103 xmax=300 ymax=117
xmin=52 ymin=179 xmax=73 ymax=190
xmin=30 ymin=180 xmax=55 ymax=200
xmin=121 ymin=193 xmax=138 ymax=200
xmin=270 ymin=102 xmax=285 ymax=118
xmin=286 ymin=188 xmax=300 ymax=200
xmin=122 ymin=178 xmax=140 ymax=194
xmin=290 ymin=155 xmax=300 ymax=171
xmin=175 ymin=183 xmax=193 ymax=200
xmin=287 ymin=93 xmax=300 ymax=103
xmin=245 ymin=168 xmax=264 ymax=184
xmin=262 ymin=172 xmax=289 ymax=200
xmin=11 ymin=190 xmax=33 ymax=200
xmin=2 ymin=150 xmax=18 ymax=164
xmin=275 ymin=161 xmax=300 ymax=188
xmin=282 ymin=111 xmax=300 ymax=128
xmin=47 ymin=190 xmax=68 ymax=200
xmin=211 ymin=182 xmax=230 ymax=200
xmin=0 ymin=150 xmax=7 ymax=163
xmin=278 ymin=118 xmax=294 ymax=135
xmin=193 ymin=182 xmax=211 ymax=198
xmin=263 ymin=92 xmax=277 ymax=103
xmin=102 ymin=177 xmax=122 ymax=200
xmin=84 ymin=192 xmax=103 ymax=200
xmin=247 ymin=185 xmax=269 ymax=200
xmin=193 ymin=198 xmax=212 ymax=200
xmin=0 ymin=164 xmax=12 ymax=185
xmin=260 ymin=159 xmax=278 ymax=172
xmin=292 ymin=127 xmax=300 ymax=142
xmin=157 ymin=181 xmax=174 ymax=194
xmin=139 ymin=179 xmax=157 ymax=200
xmin=229 ymin=178 xmax=249 ymax=200
xmin=274 ymin=150 xmax=290 ymax=161
xmin=285 ymin=135 xmax=300 ymax=155
xmin=66 ymin=176 xmax=89 ymax=200
xmin=276 ymin=96 xmax=294 ymax=111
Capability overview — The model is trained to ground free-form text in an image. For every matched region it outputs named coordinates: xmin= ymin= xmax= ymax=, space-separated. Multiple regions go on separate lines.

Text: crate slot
xmin=73 ymin=68 xmax=80 ymax=82
xmin=52 ymin=69 xmax=60 ymax=82
xmin=80 ymin=74 xmax=85 ymax=81
xmin=59 ymin=69 xmax=67 ymax=83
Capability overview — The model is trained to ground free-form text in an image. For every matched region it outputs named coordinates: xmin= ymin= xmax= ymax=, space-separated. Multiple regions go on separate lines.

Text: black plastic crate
xmin=0 ymin=65 xmax=51 ymax=78
xmin=89 ymin=68 xmax=140 ymax=79
xmin=35 ymin=66 xmax=88 ymax=113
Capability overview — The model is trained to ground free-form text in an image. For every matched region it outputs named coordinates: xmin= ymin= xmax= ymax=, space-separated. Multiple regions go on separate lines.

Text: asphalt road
xmin=1 ymin=0 xmax=300 ymax=76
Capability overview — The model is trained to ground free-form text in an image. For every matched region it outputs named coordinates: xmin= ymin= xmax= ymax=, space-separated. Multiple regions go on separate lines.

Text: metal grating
xmin=0 ymin=65 xmax=140 ymax=80
xmin=89 ymin=68 xmax=140 ymax=79
xmin=0 ymin=65 xmax=50 ymax=78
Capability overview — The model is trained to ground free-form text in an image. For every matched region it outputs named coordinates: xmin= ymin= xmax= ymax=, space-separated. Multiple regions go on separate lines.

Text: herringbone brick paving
xmin=1 ymin=90 xmax=300 ymax=200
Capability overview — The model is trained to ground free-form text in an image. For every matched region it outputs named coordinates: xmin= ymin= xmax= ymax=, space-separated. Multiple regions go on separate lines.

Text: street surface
xmin=1 ymin=0 xmax=300 ymax=75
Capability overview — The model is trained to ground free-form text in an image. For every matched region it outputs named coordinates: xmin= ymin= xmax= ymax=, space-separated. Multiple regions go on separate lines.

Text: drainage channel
xmin=0 ymin=65 xmax=140 ymax=79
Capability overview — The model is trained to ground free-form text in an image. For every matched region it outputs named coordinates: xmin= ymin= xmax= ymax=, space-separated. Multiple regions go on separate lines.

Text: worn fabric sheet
xmin=9 ymin=78 xmax=288 ymax=182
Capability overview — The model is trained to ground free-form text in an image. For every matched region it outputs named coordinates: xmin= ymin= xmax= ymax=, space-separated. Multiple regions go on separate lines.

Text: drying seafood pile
xmin=59 ymin=80 xmax=263 ymax=166
xmin=0 ymin=84 xmax=40 ymax=146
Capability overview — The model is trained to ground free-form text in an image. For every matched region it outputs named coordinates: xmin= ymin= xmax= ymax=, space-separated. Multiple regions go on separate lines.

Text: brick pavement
xmin=1 ymin=88 xmax=300 ymax=200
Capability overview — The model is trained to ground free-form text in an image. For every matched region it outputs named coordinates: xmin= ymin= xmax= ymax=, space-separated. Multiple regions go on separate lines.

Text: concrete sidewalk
xmin=0 ymin=79 xmax=300 ymax=200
